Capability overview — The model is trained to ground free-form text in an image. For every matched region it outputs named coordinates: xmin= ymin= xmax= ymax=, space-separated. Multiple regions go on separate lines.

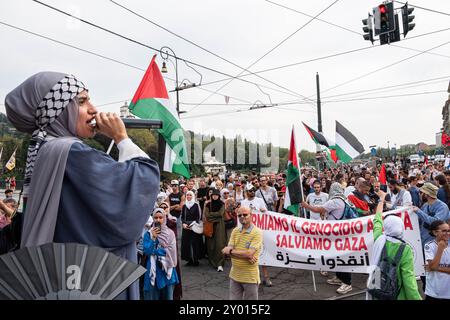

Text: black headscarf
xmin=209 ymin=189 xmax=223 ymax=212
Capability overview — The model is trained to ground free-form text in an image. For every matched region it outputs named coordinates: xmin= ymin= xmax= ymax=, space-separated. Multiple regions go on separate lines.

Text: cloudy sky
xmin=0 ymin=0 xmax=449 ymax=153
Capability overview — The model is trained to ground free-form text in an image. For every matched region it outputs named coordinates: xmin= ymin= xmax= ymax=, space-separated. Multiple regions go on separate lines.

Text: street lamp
xmin=160 ymin=46 xmax=180 ymax=116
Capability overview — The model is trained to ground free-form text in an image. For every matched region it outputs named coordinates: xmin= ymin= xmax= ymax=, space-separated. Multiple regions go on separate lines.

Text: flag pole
xmin=293 ymin=125 xmax=306 ymax=218
xmin=293 ymin=125 xmax=317 ymax=292
xmin=106 ymin=140 xmax=115 ymax=155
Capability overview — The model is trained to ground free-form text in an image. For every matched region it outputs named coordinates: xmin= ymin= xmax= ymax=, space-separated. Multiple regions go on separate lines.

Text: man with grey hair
xmin=222 ymin=206 xmax=263 ymax=300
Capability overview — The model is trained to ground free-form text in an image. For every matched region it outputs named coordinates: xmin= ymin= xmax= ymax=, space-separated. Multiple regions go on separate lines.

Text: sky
xmin=0 ymin=0 xmax=449 ymax=153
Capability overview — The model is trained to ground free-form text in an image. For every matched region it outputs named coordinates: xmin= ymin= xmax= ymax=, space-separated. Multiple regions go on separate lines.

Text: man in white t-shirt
xmin=241 ymin=183 xmax=267 ymax=213
xmin=305 ymin=180 xmax=328 ymax=220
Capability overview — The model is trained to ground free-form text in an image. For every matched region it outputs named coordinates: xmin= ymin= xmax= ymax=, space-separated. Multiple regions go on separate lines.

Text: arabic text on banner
xmin=254 ymin=207 xmax=424 ymax=276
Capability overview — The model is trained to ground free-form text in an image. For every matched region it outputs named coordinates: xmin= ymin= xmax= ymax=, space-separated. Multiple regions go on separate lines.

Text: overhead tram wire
xmin=321 ymin=75 xmax=450 ymax=99
xmin=181 ymin=103 xmax=315 ymax=120
xmin=198 ymin=27 xmax=450 ymax=88
xmin=263 ymin=0 xmax=362 ymax=36
xmin=31 ymin=0 xmax=310 ymax=101
xmin=391 ymin=44 xmax=450 ymax=59
xmin=186 ymin=0 xmax=341 ymax=114
xmin=393 ymin=1 xmax=450 ymax=17
xmin=310 ymin=40 xmax=450 ymax=97
xmin=0 ymin=20 xmax=254 ymax=106
xmin=322 ymin=90 xmax=447 ymax=103
xmin=109 ymin=0 xmax=314 ymax=106
xmin=321 ymin=79 xmax=448 ymax=101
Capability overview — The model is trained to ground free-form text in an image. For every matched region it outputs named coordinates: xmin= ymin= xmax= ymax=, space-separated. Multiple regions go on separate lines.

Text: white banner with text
xmin=254 ymin=207 xmax=424 ymax=275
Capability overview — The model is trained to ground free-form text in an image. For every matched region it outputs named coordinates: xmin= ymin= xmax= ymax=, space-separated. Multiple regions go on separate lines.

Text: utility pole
xmin=316 ymin=72 xmax=323 ymax=171
xmin=316 ymin=72 xmax=322 ymax=134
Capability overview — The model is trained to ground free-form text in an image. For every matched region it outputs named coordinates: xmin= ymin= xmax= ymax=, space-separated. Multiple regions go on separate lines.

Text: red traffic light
xmin=379 ymin=4 xmax=387 ymax=14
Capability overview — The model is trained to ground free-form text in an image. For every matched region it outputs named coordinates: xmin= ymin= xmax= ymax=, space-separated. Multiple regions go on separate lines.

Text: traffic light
xmin=374 ymin=2 xmax=395 ymax=36
xmin=402 ymin=2 xmax=415 ymax=37
xmin=362 ymin=14 xmax=374 ymax=44
xmin=389 ymin=14 xmax=401 ymax=43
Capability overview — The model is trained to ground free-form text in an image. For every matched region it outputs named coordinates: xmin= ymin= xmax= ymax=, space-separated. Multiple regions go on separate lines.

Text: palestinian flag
xmin=284 ymin=127 xmax=302 ymax=216
xmin=129 ymin=55 xmax=190 ymax=178
xmin=302 ymin=122 xmax=338 ymax=163
xmin=326 ymin=147 xmax=339 ymax=163
xmin=347 ymin=194 xmax=370 ymax=216
xmin=335 ymin=121 xmax=365 ymax=163
xmin=302 ymin=122 xmax=333 ymax=148
xmin=378 ymin=164 xmax=387 ymax=185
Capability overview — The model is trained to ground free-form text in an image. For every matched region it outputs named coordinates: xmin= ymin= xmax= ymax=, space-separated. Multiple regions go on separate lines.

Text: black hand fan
xmin=0 ymin=242 xmax=146 ymax=300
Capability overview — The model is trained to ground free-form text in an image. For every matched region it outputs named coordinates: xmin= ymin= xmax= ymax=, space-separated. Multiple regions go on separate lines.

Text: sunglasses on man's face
xmin=238 ymin=214 xmax=249 ymax=218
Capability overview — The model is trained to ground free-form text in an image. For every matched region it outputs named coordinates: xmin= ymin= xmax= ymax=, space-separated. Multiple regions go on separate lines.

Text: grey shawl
xmin=4 ymin=71 xmax=86 ymax=247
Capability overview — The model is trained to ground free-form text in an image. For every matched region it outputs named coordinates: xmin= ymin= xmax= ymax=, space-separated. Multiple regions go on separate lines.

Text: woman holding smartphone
xmin=143 ymin=208 xmax=179 ymax=300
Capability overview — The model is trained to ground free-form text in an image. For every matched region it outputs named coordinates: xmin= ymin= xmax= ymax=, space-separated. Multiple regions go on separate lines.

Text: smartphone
xmin=154 ymin=221 xmax=161 ymax=229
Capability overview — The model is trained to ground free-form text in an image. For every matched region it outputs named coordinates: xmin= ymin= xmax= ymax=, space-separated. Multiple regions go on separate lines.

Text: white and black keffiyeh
xmin=23 ymin=75 xmax=86 ymax=196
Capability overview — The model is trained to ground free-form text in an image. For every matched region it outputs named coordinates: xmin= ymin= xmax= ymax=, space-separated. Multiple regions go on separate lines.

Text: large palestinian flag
xmin=129 ymin=55 xmax=190 ymax=178
xmin=335 ymin=121 xmax=365 ymax=163
xmin=302 ymin=122 xmax=338 ymax=163
xmin=284 ymin=127 xmax=302 ymax=216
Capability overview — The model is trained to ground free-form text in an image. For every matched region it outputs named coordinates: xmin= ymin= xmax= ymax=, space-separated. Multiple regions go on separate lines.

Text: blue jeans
xmin=143 ymin=284 xmax=175 ymax=300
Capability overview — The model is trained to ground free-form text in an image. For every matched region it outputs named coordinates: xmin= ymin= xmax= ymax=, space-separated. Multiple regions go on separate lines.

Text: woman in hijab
xmin=204 ymin=189 xmax=226 ymax=272
xmin=4 ymin=72 xmax=160 ymax=299
xmin=181 ymin=191 xmax=202 ymax=266
xmin=368 ymin=190 xmax=421 ymax=300
xmin=143 ymin=208 xmax=179 ymax=300
xmin=159 ymin=202 xmax=182 ymax=300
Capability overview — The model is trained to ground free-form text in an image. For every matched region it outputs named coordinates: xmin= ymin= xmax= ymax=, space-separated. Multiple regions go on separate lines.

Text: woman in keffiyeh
xmin=4 ymin=72 xmax=160 ymax=300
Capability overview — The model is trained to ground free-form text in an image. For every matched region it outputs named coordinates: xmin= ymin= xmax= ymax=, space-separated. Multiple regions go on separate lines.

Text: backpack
xmin=367 ymin=243 xmax=406 ymax=300
xmin=332 ymin=198 xmax=359 ymax=220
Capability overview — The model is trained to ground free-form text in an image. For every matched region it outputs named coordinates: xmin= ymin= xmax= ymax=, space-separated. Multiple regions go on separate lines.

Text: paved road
xmin=180 ymin=256 xmax=370 ymax=300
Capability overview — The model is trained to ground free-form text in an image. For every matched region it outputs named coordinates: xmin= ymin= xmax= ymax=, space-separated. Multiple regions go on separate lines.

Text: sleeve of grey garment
xmin=117 ymin=138 xmax=149 ymax=162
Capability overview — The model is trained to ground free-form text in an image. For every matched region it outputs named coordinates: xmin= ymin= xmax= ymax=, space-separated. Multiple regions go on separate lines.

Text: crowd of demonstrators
xmin=136 ymin=158 xmax=450 ymax=299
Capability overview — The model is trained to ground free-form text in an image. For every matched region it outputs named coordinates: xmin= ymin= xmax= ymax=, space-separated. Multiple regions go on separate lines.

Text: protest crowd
xmin=130 ymin=157 xmax=450 ymax=300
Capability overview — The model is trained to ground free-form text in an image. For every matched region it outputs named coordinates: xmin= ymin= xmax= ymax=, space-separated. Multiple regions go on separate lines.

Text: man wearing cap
xmin=412 ymin=182 xmax=450 ymax=291
xmin=240 ymin=183 xmax=267 ymax=213
xmin=413 ymin=183 xmax=450 ymax=248
xmin=166 ymin=180 xmax=185 ymax=237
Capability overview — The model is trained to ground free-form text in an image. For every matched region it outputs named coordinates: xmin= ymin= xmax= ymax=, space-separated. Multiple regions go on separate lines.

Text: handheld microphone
xmin=122 ymin=118 xmax=163 ymax=129
xmin=89 ymin=118 xmax=163 ymax=129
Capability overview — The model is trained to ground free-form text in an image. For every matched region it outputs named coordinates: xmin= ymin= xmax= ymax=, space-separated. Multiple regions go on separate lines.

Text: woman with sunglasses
xmin=424 ymin=220 xmax=450 ymax=300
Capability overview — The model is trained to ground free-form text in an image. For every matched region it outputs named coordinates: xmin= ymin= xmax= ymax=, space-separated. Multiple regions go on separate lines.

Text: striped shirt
xmin=228 ymin=224 xmax=263 ymax=284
